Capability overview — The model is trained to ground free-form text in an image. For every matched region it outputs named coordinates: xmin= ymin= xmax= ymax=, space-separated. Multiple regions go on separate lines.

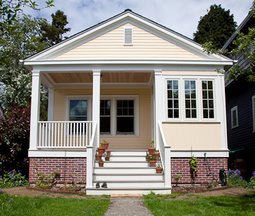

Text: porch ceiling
xmin=47 ymin=72 xmax=152 ymax=84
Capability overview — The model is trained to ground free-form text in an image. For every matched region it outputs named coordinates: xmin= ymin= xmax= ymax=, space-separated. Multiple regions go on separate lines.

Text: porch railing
xmin=38 ymin=121 xmax=93 ymax=148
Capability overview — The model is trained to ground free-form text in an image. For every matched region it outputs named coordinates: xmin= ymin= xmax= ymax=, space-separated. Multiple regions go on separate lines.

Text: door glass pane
xmin=100 ymin=100 xmax=111 ymax=134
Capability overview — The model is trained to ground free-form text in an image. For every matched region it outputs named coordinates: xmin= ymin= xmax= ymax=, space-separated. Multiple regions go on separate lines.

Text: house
xmin=222 ymin=12 xmax=255 ymax=178
xmin=24 ymin=9 xmax=232 ymax=195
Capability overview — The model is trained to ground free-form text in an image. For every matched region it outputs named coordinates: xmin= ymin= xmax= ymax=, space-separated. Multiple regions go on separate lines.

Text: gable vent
xmin=124 ymin=28 xmax=132 ymax=45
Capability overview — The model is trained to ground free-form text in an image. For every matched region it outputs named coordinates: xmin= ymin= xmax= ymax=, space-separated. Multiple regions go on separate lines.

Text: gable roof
xmin=222 ymin=12 xmax=254 ymax=50
xmin=24 ymin=9 xmax=233 ymax=65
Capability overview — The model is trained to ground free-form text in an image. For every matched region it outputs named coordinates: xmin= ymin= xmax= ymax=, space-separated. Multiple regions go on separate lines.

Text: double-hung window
xmin=185 ymin=80 xmax=197 ymax=118
xmin=202 ymin=80 xmax=214 ymax=118
xmin=100 ymin=100 xmax=111 ymax=134
xmin=231 ymin=106 xmax=239 ymax=129
xmin=167 ymin=80 xmax=179 ymax=118
xmin=69 ymin=99 xmax=88 ymax=121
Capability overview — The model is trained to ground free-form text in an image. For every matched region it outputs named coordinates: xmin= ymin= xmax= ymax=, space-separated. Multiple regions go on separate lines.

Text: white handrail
xmin=158 ymin=122 xmax=171 ymax=188
xmin=38 ymin=121 xmax=92 ymax=148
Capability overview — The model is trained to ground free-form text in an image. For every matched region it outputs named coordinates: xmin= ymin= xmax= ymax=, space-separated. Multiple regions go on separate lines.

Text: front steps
xmin=86 ymin=150 xmax=171 ymax=195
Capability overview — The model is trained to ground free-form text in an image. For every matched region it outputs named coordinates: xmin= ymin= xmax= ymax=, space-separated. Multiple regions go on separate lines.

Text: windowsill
xmin=231 ymin=125 xmax=239 ymax=129
xmin=124 ymin=43 xmax=133 ymax=46
xmin=101 ymin=134 xmax=138 ymax=137
xmin=163 ymin=119 xmax=221 ymax=124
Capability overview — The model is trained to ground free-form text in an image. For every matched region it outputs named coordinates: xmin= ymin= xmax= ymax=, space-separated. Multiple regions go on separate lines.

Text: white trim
xmin=24 ymin=60 xmax=233 ymax=66
xmin=231 ymin=106 xmax=239 ymax=129
xmin=28 ymin=150 xmax=87 ymax=158
xmin=252 ymin=95 xmax=255 ymax=133
xmin=171 ymin=150 xmax=229 ymax=157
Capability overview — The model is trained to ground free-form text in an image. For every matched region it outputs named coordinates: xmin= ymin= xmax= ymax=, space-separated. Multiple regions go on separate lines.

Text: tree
xmin=40 ymin=10 xmax=70 ymax=45
xmin=0 ymin=0 xmax=54 ymax=31
xmin=194 ymin=4 xmax=236 ymax=51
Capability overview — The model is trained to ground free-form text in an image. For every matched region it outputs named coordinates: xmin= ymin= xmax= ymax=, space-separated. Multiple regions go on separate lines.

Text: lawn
xmin=144 ymin=192 xmax=255 ymax=216
xmin=0 ymin=194 xmax=110 ymax=216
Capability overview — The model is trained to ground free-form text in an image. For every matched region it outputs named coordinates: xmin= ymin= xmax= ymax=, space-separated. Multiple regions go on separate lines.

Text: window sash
xmin=185 ymin=80 xmax=197 ymax=118
xmin=231 ymin=106 xmax=239 ymax=128
xmin=167 ymin=80 xmax=179 ymax=118
xmin=202 ymin=80 xmax=214 ymax=119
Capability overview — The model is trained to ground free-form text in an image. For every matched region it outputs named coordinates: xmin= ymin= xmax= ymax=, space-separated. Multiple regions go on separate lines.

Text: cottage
xmin=24 ymin=9 xmax=232 ymax=195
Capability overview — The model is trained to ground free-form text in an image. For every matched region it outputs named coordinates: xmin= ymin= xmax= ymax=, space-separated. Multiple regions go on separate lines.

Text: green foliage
xmin=248 ymin=176 xmax=255 ymax=189
xmin=144 ymin=193 xmax=255 ymax=216
xmin=227 ymin=169 xmax=248 ymax=187
xmin=194 ymin=4 xmax=236 ymax=50
xmin=189 ymin=156 xmax=198 ymax=178
xmin=148 ymin=154 xmax=156 ymax=161
xmin=0 ymin=0 xmax=54 ymax=32
xmin=0 ymin=194 xmax=110 ymax=216
xmin=0 ymin=106 xmax=30 ymax=174
xmin=40 ymin=10 xmax=71 ymax=46
xmin=35 ymin=171 xmax=60 ymax=189
xmin=0 ymin=170 xmax=28 ymax=188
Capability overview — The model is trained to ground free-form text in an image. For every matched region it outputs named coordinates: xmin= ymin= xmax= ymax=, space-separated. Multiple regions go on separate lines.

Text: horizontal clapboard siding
xmin=52 ymin=23 xmax=205 ymax=61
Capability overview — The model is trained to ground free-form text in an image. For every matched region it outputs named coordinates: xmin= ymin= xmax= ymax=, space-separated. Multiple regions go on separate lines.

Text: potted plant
xmin=100 ymin=139 xmax=109 ymax=149
xmin=173 ymin=173 xmax=182 ymax=187
xmin=105 ymin=150 xmax=111 ymax=161
xmin=98 ymin=159 xmax=104 ymax=167
xmin=148 ymin=154 xmax=156 ymax=167
xmin=155 ymin=150 xmax=160 ymax=161
xmin=156 ymin=164 xmax=163 ymax=173
xmin=148 ymin=140 xmax=156 ymax=155
xmin=95 ymin=153 xmax=101 ymax=162
xmin=97 ymin=146 xmax=105 ymax=156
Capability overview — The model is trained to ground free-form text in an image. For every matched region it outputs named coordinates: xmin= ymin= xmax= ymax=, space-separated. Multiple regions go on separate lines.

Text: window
xmin=185 ymin=80 xmax=197 ymax=118
xmin=116 ymin=100 xmax=135 ymax=134
xmin=231 ymin=106 xmax=239 ymax=129
xmin=167 ymin=80 xmax=179 ymax=118
xmin=202 ymin=80 xmax=214 ymax=118
xmin=100 ymin=100 xmax=111 ymax=134
xmin=69 ymin=100 xmax=87 ymax=121
xmin=252 ymin=96 xmax=255 ymax=132
xmin=124 ymin=28 xmax=132 ymax=45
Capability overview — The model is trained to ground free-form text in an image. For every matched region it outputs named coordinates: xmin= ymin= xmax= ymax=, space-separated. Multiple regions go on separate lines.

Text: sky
xmin=26 ymin=0 xmax=253 ymax=39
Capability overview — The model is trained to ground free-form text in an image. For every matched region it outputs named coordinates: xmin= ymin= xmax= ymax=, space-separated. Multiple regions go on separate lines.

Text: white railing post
xmin=29 ymin=70 xmax=40 ymax=150
xmin=92 ymin=69 xmax=101 ymax=147
xmin=86 ymin=146 xmax=93 ymax=188
xmin=164 ymin=146 xmax=171 ymax=188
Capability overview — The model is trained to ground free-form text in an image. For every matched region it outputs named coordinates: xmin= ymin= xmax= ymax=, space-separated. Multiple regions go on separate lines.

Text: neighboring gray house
xmin=223 ymin=12 xmax=255 ymax=178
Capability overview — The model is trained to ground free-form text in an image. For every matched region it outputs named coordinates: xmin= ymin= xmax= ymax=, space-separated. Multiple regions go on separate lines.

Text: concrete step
xmin=95 ymin=161 xmax=149 ymax=168
xmin=86 ymin=188 xmax=171 ymax=195
xmin=109 ymin=151 xmax=147 ymax=156
xmin=108 ymin=156 xmax=146 ymax=162
xmin=94 ymin=167 xmax=156 ymax=174
xmin=92 ymin=180 xmax=165 ymax=188
xmin=94 ymin=174 xmax=164 ymax=181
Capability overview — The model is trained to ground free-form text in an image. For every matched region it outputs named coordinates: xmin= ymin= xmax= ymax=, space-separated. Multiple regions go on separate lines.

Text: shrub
xmin=35 ymin=171 xmax=60 ymax=189
xmin=247 ymin=170 xmax=255 ymax=189
xmin=0 ymin=170 xmax=28 ymax=188
xmin=227 ymin=169 xmax=247 ymax=187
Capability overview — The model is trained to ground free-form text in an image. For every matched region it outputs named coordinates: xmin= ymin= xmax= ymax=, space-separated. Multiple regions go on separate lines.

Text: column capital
xmin=92 ymin=69 xmax=101 ymax=75
xmin=154 ymin=69 xmax=162 ymax=75
xmin=32 ymin=69 xmax=40 ymax=75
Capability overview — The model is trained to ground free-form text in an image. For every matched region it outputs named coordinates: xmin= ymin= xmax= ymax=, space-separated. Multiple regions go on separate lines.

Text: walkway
xmin=105 ymin=197 xmax=152 ymax=216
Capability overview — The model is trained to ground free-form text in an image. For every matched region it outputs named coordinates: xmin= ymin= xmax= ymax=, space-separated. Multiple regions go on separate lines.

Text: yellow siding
xmin=162 ymin=122 xmax=222 ymax=150
xmin=53 ymin=88 xmax=152 ymax=149
xmin=51 ymin=23 xmax=205 ymax=61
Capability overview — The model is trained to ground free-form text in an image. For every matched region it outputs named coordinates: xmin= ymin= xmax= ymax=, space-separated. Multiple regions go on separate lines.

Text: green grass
xmin=0 ymin=194 xmax=110 ymax=216
xmin=144 ymin=192 xmax=255 ymax=216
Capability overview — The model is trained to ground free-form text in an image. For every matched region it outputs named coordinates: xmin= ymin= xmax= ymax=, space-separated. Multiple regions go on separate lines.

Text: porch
xmin=29 ymin=68 xmax=171 ymax=193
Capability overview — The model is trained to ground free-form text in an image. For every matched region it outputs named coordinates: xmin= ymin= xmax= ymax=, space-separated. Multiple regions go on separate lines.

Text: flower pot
xmin=95 ymin=154 xmax=101 ymax=161
xmin=155 ymin=152 xmax=160 ymax=161
xmin=98 ymin=160 xmax=104 ymax=167
xmin=148 ymin=148 xmax=156 ymax=155
xmin=105 ymin=156 xmax=110 ymax=161
xmin=156 ymin=167 xmax=163 ymax=173
xmin=97 ymin=147 xmax=105 ymax=156
xmin=149 ymin=160 xmax=156 ymax=167
xmin=106 ymin=150 xmax=111 ymax=157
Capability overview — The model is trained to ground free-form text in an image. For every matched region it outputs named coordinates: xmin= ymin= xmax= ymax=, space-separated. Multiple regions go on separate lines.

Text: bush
xmin=0 ymin=170 xmax=28 ymax=188
xmin=227 ymin=169 xmax=247 ymax=187
xmin=247 ymin=171 xmax=255 ymax=189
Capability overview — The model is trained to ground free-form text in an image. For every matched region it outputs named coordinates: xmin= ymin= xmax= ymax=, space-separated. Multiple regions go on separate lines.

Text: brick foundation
xmin=29 ymin=158 xmax=86 ymax=185
xmin=171 ymin=157 xmax=228 ymax=185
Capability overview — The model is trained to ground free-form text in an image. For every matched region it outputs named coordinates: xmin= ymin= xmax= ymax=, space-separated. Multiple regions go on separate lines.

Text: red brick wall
xmin=29 ymin=158 xmax=86 ymax=184
xmin=171 ymin=157 xmax=228 ymax=185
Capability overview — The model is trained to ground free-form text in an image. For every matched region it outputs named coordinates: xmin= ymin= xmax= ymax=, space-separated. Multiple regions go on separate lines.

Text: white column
xmin=29 ymin=70 xmax=41 ymax=150
xmin=47 ymin=87 xmax=54 ymax=121
xmin=154 ymin=69 xmax=165 ymax=149
xmin=92 ymin=69 xmax=101 ymax=147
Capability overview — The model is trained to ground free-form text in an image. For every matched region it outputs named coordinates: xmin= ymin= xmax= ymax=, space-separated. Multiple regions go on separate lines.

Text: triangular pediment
xmin=25 ymin=10 xmax=232 ymax=64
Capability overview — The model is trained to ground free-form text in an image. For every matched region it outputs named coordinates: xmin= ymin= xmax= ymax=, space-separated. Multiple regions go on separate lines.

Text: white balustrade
xmin=38 ymin=121 xmax=93 ymax=148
